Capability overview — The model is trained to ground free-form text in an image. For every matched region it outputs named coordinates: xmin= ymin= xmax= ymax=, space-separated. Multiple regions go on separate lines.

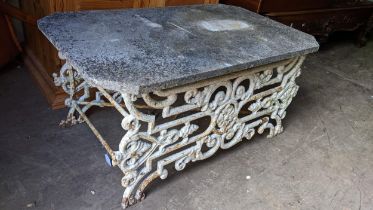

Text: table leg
xmin=53 ymin=53 xmax=124 ymax=127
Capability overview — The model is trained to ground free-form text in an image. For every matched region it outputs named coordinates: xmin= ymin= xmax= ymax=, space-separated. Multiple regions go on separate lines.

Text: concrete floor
xmin=0 ymin=36 xmax=372 ymax=210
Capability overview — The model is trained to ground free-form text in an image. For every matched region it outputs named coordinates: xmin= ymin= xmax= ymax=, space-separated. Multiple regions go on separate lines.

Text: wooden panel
xmin=143 ymin=0 xmax=165 ymax=7
xmin=49 ymin=0 xmax=76 ymax=12
xmin=221 ymin=0 xmax=260 ymax=12
xmin=165 ymin=0 xmax=205 ymax=6
xmin=222 ymin=0 xmax=373 ymax=46
xmin=260 ymin=0 xmax=331 ymax=13
xmin=24 ymin=47 xmax=67 ymax=109
xmin=267 ymin=6 xmax=373 ymax=37
xmin=21 ymin=0 xmax=63 ymax=97
xmin=221 ymin=0 xmax=332 ymax=13
xmin=146 ymin=0 xmax=218 ymax=7
xmin=77 ymin=0 xmax=142 ymax=11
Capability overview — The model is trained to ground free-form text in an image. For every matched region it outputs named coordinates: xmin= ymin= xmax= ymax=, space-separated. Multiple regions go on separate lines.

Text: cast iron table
xmin=38 ymin=4 xmax=319 ymax=208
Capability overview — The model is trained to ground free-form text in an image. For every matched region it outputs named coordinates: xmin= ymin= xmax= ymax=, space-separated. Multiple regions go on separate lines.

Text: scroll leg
xmin=59 ymin=105 xmax=83 ymax=127
xmin=121 ymin=171 xmax=159 ymax=209
xmin=53 ymin=66 xmax=84 ymax=127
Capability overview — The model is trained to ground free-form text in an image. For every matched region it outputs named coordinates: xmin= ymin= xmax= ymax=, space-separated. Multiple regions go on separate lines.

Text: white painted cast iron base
xmin=53 ymin=55 xmax=305 ymax=208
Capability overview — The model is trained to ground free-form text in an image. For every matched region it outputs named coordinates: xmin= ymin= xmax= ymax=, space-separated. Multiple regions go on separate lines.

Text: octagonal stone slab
xmin=38 ymin=4 xmax=319 ymax=94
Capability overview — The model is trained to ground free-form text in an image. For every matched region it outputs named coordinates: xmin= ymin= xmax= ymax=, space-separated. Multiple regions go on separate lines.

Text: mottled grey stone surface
xmin=38 ymin=4 xmax=319 ymax=94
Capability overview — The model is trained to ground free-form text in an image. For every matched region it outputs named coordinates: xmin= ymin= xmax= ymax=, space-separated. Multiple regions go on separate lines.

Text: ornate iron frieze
xmin=54 ymin=55 xmax=305 ymax=208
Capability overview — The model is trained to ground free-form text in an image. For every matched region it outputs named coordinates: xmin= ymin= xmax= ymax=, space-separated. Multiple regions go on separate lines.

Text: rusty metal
xmin=73 ymin=101 xmax=118 ymax=166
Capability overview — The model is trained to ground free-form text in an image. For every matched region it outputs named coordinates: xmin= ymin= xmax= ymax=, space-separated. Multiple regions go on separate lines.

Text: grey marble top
xmin=38 ymin=4 xmax=319 ymax=94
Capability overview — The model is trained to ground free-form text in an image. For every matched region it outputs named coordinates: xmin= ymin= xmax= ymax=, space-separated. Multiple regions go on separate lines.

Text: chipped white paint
xmin=54 ymin=54 xmax=305 ymax=209
xmin=197 ymin=19 xmax=253 ymax=31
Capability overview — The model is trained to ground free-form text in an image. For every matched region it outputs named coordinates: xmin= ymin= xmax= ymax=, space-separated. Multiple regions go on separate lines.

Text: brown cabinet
xmin=221 ymin=0 xmax=373 ymax=44
xmin=20 ymin=0 xmax=218 ymax=109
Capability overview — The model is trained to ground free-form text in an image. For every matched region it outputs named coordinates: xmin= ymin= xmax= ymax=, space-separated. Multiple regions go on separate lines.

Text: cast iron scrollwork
xmin=116 ymin=56 xmax=305 ymax=208
xmin=53 ymin=53 xmax=305 ymax=208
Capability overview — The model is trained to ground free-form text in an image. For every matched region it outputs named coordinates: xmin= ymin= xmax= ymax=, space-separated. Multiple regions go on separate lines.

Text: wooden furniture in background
xmin=221 ymin=0 xmax=373 ymax=45
xmin=20 ymin=0 xmax=218 ymax=109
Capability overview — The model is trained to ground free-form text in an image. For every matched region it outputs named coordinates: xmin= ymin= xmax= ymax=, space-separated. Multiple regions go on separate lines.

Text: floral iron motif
xmin=54 ymin=54 xmax=305 ymax=208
